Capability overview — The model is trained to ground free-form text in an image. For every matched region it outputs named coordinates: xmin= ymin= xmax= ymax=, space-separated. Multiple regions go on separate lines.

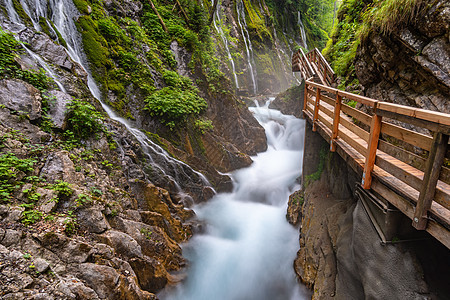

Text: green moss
xmin=72 ymin=0 xmax=90 ymax=14
xmin=76 ymin=16 xmax=110 ymax=69
xmin=11 ymin=0 xmax=33 ymax=27
xmin=38 ymin=17 xmax=52 ymax=37
xmin=304 ymin=147 xmax=328 ymax=188
xmin=49 ymin=20 xmax=68 ymax=48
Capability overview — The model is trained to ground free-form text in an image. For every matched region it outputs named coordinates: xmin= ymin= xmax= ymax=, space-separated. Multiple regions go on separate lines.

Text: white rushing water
xmin=211 ymin=0 xmax=239 ymax=89
xmin=237 ymin=0 xmax=258 ymax=95
xmin=4 ymin=0 xmax=212 ymax=195
xmin=162 ymin=99 xmax=310 ymax=300
xmin=297 ymin=12 xmax=308 ymax=50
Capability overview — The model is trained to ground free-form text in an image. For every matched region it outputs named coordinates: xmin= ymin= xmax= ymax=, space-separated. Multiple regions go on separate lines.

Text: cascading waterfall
xmin=3 ymin=0 xmax=212 ymax=198
xmin=211 ymin=0 xmax=239 ymax=89
xmin=297 ymin=12 xmax=308 ymax=49
xmin=236 ymin=0 xmax=258 ymax=95
xmin=162 ymin=99 xmax=310 ymax=300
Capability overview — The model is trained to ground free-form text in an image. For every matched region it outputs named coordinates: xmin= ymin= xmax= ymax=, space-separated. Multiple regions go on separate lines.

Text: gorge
xmin=0 ymin=0 xmax=449 ymax=299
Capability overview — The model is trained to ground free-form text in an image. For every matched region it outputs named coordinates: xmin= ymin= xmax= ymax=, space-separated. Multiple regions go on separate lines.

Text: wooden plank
xmin=363 ymin=114 xmax=382 ymax=189
xmin=320 ymin=94 xmax=335 ymax=107
xmin=377 ymin=102 xmax=450 ymax=126
xmin=378 ymin=140 xmax=450 ymax=184
xmin=317 ymin=112 xmax=333 ymax=131
xmin=305 ymin=80 xmax=338 ymax=94
xmin=372 ymin=179 xmax=450 ymax=250
xmin=377 ymin=109 xmax=450 ymax=135
xmin=338 ymin=125 xmax=368 ymax=156
xmin=331 ymin=94 xmax=342 ymax=152
xmin=337 ymin=90 xmax=378 ymax=107
xmin=303 ymin=82 xmax=308 ymax=111
xmin=341 ymin=104 xmax=372 ymax=126
xmin=413 ymin=133 xmax=449 ymax=230
xmin=381 ymin=121 xmax=432 ymax=152
xmin=375 ymin=151 xmax=450 ymax=210
xmin=313 ymin=87 xmax=321 ymax=131
xmin=339 ymin=116 xmax=369 ymax=142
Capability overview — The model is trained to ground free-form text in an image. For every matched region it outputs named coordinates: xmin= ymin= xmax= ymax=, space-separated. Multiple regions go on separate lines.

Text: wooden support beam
xmin=313 ymin=87 xmax=321 ymax=132
xmin=413 ymin=133 xmax=449 ymax=230
xmin=331 ymin=93 xmax=341 ymax=152
xmin=363 ymin=112 xmax=382 ymax=189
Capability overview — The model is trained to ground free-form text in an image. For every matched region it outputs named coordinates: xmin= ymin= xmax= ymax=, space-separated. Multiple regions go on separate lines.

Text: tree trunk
xmin=149 ymin=0 xmax=168 ymax=33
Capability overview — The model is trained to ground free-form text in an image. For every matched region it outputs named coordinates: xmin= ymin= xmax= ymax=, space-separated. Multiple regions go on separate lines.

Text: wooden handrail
xmin=302 ymin=79 xmax=450 ymax=246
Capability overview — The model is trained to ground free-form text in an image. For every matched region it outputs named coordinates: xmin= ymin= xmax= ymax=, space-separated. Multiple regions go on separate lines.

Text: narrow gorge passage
xmin=161 ymin=99 xmax=310 ymax=300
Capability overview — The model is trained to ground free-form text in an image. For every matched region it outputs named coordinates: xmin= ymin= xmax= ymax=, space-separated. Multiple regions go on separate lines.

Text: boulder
xmin=0 ymin=79 xmax=42 ymax=120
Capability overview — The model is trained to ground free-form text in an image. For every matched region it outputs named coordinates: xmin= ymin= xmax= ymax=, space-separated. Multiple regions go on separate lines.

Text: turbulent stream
xmin=162 ymin=99 xmax=310 ymax=300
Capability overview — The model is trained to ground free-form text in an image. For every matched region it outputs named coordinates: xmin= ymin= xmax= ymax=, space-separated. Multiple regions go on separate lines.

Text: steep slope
xmin=324 ymin=0 xmax=449 ymax=113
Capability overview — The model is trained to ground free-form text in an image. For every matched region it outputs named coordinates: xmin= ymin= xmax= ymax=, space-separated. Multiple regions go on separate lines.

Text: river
xmin=161 ymin=99 xmax=310 ymax=300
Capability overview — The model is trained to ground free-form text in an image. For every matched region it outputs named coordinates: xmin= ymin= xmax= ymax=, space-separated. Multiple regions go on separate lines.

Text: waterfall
xmin=22 ymin=45 xmax=67 ymax=93
xmin=3 ymin=0 xmax=212 ymax=198
xmin=236 ymin=0 xmax=258 ymax=95
xmin=161 ymin=99 xmax=310 ymax=299
xmin=297 ymin=12 xmax=308 ymax=49
xmin=211 ymin=0 xmax=239 ymax=89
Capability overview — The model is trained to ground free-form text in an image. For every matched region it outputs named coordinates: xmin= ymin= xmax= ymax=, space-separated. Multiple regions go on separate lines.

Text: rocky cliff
xmin=324 ymin=0 xmax=449 ymax=113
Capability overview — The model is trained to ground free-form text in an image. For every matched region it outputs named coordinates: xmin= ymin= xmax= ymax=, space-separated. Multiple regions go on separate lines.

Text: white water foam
xmin=162 ymin=99 xmax=310 ymax=300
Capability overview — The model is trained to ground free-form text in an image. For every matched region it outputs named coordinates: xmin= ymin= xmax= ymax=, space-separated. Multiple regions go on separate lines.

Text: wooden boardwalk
xmin=292 ymin=48 xmax=450 ymax=249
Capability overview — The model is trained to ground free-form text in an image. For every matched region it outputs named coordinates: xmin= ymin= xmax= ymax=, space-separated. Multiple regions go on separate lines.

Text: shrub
xmin=144 ymin=87 xmax=207 ymax=129
xmin=65 ymin=99 xmax=105 ymax=139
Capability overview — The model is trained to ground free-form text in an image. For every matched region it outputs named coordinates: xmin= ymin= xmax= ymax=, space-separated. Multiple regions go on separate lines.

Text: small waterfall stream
xmin=162 ymin=99 xmax=310 ymax=300
xmin=3 ymin=0 xmax=212 ymax=197
xmin=297 ymin=12 xmax=308 ymax=49
xmin=211 ymin=0 xmax=239 ymax=89
xmin=236 ymin=0 xmax=258 ymax=95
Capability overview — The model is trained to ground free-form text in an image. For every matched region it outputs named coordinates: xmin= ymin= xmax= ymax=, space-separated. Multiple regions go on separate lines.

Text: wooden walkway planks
xmin=295 ymin=48 xmax=450 ymax=248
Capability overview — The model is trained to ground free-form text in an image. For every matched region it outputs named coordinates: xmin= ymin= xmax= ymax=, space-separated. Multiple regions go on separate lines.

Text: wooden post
xmin=362 ymin=111 xmax=382 ymax=189
xmin=330 ymin=93 xmax=342 ymax=152
xmin=312 ymin=87 xmax=321 ymax=131
xmin=323 ymin=68 xmax=328 ymax=85
xmin=412 ymin=132 xmax=449 ymax=230
xmin=303 ymin=83 xmax=308 ymax=112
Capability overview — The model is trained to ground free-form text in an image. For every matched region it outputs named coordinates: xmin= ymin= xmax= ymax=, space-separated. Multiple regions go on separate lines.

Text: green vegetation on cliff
xmin=323 ymin=0 xmax=427 ymax=85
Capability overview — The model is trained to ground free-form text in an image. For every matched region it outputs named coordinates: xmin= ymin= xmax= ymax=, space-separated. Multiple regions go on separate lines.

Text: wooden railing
xmin=302 ymin=80 xmax=450 ymax=248
xmin=292 ymin=48 xmax=316 ymax=80
xmin=292 ymin=48 xmax=335 ymax=86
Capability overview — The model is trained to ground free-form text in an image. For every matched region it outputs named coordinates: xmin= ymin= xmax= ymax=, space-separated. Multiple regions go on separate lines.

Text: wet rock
xmin=33 ymin=258 xmax=50 ymax=273
xmin=19 ymin=29 xmax=74 ymax=71
xmin=40 ymin=151 xmax=81 ymax=183
xmin=47 ymin=90 xmax=72 ymax=128
xmin=129 ymin=257 xmax=168 ymax=293
xmin=1 ymin=229 xmax=22 ymax=247
xmin=75 ymin=263 xmax=120 ymax=299
xmin=98 ymin=230 xmax=143 ymax=259
xmin=76 ymin=207 xmax=109 ymax=234
xmin=0 ymin=79 xmax=42 ymax=120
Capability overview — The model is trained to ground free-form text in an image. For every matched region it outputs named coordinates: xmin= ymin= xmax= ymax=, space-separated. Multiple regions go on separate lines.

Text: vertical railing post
xmin=330 ymin=93 xmax=342 ymax=152
xmin=362 ymin=105 xmax=382 ymax=189
xmin=323 ymin=68 xmax=328 ymax=85
xmin=312 ymin=86 xmax=321 ymax=132
xmin=412 ymin=132 xmax=449 ymax=230
xmin=303 ymin=82 xmax=308 ymax=112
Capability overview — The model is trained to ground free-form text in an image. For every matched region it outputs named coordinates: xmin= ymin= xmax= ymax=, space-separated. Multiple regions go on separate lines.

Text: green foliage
xmin=145 ymin=87 xmax=207 ymax=129
xmin=65 ymin=99 xmax=105 ymax=140
xmin=21 ymin=208 xmax=43 ymax=225
xmin=194 ymin=118 xmax=213 ymax=134
xmin=0 ymin=152 xmax=36 ymax=202
xmin=75 ymin=193 xmax=92 ymax=207
xmin=304 ymin=147 xmax=328 ymax=188
xmin=64 ymin=210 xmax=77 ymax=235
xmin=0 ymin=30 xmax=52 ymax=91
xmin=49 ymin=180 xmax=73 ymax=199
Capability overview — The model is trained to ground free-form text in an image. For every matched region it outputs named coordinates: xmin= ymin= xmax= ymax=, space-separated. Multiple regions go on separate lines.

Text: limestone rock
xmin=76 ymin=207 xmax=109 ymax=234
xmin=0 ymin=79 xmax=42 ymax=120
xmin=98 ymin=230 xmax=143 ymax=259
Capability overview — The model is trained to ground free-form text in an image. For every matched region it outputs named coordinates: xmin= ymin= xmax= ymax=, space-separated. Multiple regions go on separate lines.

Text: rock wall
xmin=291 ymin=122 xmax=450 ymax=299
xmin=355 ymin=0 xmax=449 ymax=113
